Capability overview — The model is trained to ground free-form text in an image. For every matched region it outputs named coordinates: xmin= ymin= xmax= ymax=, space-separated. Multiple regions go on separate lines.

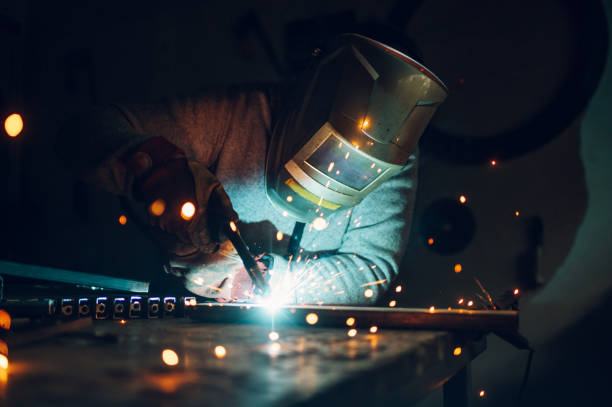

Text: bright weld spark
xmin=0 ymin=354 xmax=8 ymax=369
xmin=286 ymin=195 xmax=293 ymax=202
xmin=229 ymin=221 xmax=237 ymax=232
xmin=180 ymin=202 xmax=196 ymax=220
xmin=361 ymin=279 xmax=386 ymax=287
xmin=389 ymin=300 xmax=397 ymax=307
xmin=305 ymin=313 xmax=318 ymax=325
xmin=214 ymin=346 xmax=227 ymax=359
xmin=459 ymin=195 xmax=467 ymax=204
xmin=467 ymin=300 xmax=474 ymax=307
xmin=479 ymin=390 xmax=486 ymax=398
xmin=312 ymin=217 xmax=328 ymax=231
xmin=346 ymin=317 xmax=355 ymax=326
xmin=327 ymin=162 xmax=335 ymax=172
xmin=458 ymin=298 xmax=464 ymax=304
xmin=345 ymin=152 xmax=350 ymax=159
xmin=268 ymin=331 xmax=280 ymax=341
xmin=161 ymin=349 xmax=179 ymax=366
xmin=347 ymin=328 xmax=357 ymax=337
xmin=395 ymin=285 xmax=402 ymax=293
xmin=363 ymin=289 xmax=374 ymax=298
xmin=377 ymin=168 xmax=382 ymax=173
xmin=429 ymin=306 xmax=435 ymax=313
xmin=276 ymin=231 xmax=283 ymax=241
xmin=514 ymin=288 xmax=520 ymax=295
xmin=369 ymin=326 xmax=378 ymax=334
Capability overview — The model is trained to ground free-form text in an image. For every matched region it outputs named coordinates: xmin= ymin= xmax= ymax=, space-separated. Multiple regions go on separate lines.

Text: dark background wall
xmin=1 ymin=0 xmax=611 ymax=405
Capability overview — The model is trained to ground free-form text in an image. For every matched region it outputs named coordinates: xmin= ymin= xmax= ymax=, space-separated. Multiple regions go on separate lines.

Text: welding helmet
xmin=265 ymin=33 xmax=448 ymax=222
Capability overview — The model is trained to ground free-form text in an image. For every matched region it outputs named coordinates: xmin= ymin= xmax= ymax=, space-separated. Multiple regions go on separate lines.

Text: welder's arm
xmin=56 ymin=91 xmax=235 ymax=197
xmin=270 ymin=154 xmax=418 ymax=305
xmin=56 ymin=92 xmax=238 ymax=256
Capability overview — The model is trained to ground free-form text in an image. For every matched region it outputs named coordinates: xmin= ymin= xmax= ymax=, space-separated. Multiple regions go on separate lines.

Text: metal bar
xmin=189 ymin=303 xmax=519 ymax=332
xmin=0 ymin=261 xmax=149 ymax=293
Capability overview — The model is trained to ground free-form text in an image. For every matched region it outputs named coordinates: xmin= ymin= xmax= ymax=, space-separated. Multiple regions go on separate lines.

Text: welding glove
xmin=181 ymin=240 xmax=269 ymax=301
xmin=121 ymin=137 xmax=237 ymax=258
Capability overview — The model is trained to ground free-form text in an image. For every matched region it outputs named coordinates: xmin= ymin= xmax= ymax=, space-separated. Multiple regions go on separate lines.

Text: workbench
xmin=1 ymin=316 xmax=487 ymax=406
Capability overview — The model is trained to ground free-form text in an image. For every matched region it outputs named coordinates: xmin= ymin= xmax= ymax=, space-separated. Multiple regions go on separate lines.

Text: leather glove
xmin=181 ymin=241 xmax=269 ymax=301
xmin=121 ymin=137 xmax=237 ymax=258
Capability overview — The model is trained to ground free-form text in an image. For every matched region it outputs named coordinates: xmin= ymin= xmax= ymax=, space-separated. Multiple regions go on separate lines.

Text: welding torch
xmin=225 ymin=221 xmax=270 ymax=296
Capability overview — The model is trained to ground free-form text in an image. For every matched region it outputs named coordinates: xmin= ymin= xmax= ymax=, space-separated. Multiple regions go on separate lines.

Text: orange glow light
xmin=276 ymin=231 xmax=284 ymax=241
xmin=4 ymin=113 xmax=23 ymax=138
xmin=429 ymin=306 xmax=435 ymax=313
xmin=149 ymin=199 xmax=166 ymax=216
xmin=490 ymin=160 xmax=497 ymax=166
xmin=0 ymin=310 xmax=11 ymax=330
xmin=427 ymin=238 xmax=434 ymax=245
xmin=479 ymin=390 xmax=486 ymax=398
xmin=369 ymin=326 xmax=378 ymax=334
xmin=454 ymin=264 xmax=462 ymax=273
xmin=161 ymin=349 xmax=179 ymax=366
xmin=0 ymin=354 xmax=8 ymax=370
xmin=346 ymin=317 xmax=355 ymax=326
xmin=459 ymin=195 xmax=467 ymax=204
xmin=118 ymin=215 xmax=127 ymax=225
xmin=453 ymin=347 xmax=462 ymax=356
xmin=181 ymin=202 xmax=196 ymax=220
xmin=347 ymin=328 xmax=357 ymax=337
xmin=305 ymin=313 xmax=319 ymax=325
xmin=119 ymin=319 xmax=127 ymax=324
xmin=360 ymin=118 xmax=370 ymax=129
xmin=214 ymin=345 xmax=227 ymax=359
xmin=364 ymin=288 xmax=374 ymax=298
xmin=515 ymin=211 xmax=520 ymax=217
xmin=389 ymin=300 xmax=397 ymax=307
xmin=229 ymin=221 xmax=237 ymax=232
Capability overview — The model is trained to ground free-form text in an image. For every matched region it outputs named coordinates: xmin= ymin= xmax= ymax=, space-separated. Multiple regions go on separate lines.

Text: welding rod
xmin=225 ymin=221 xmax=270 ymax=296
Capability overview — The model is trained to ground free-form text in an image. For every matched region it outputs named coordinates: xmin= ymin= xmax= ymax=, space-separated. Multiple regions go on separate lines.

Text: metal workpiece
xmin=0 ymin=260 xmax=150 ymax=293
xmin=189 ymin=303 xmax=519 ymax=333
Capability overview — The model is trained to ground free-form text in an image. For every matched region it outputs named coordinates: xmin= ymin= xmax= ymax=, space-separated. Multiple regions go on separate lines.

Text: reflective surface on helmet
xmin=265 ymin=33 xmax=447 ymax=222
xmin=305 ymin=135 xmax=388 ymax=191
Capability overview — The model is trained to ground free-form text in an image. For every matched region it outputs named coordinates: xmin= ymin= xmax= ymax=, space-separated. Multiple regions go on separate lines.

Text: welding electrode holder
xmin=224 ymin=222 xmax=271 ymax=296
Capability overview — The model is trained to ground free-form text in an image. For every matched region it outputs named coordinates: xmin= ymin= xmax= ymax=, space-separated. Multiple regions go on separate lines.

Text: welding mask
xmin=265 ymin=33 xmax=448 ymax=222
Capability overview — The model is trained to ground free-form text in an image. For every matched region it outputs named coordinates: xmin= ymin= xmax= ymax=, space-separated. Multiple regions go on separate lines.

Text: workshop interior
xmin=1 ymin=0 xmax=611 ymax=406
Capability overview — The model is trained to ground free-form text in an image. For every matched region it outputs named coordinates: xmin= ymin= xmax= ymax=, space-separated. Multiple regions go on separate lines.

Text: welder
xmin=57 ymin=30 xmax=447 ymax=304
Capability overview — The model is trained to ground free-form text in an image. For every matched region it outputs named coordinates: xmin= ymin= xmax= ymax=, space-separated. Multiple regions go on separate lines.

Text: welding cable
xmin=287 ymin=222 xmax=305 ymax=257
xmin=517 ymin=348 xmax=535 ymax=405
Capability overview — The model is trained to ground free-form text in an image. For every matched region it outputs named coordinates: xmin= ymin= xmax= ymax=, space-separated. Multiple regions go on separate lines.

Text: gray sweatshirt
xmin=58 ymin=87 xmax=418 ymax=305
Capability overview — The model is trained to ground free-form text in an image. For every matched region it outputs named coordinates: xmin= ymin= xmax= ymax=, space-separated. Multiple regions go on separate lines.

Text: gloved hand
xmin=180 ymin=241 xmax=268 ymax=301
xmin=122 ymin=137 xmax=237 ymax=258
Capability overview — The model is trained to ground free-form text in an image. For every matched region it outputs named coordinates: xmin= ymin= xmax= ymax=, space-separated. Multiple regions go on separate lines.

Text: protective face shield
xmin=265 ymin=33 xmax=448 ymax=222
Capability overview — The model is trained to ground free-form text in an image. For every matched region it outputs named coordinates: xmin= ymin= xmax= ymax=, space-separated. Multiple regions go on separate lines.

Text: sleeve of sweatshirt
xmin=269 ymin=152 xmax=418 ymax=305
xmin=56 ymin=89 xmax=239 ymax=196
